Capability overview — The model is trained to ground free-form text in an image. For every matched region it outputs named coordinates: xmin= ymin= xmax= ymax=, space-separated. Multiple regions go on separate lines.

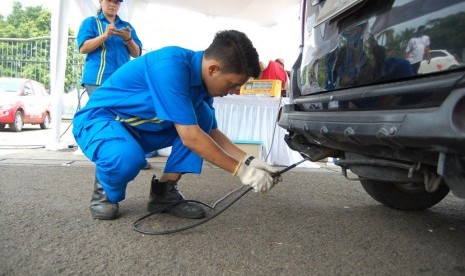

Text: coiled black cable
xmin=132 ymin=158 xmax=308 ymax=235
xmin=132 ymin=185 xmax=253 ymax=235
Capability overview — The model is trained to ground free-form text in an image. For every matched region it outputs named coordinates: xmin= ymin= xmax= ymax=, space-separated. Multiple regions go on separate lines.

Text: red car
xmin=0 ymin=77 xmax=51 ymax=132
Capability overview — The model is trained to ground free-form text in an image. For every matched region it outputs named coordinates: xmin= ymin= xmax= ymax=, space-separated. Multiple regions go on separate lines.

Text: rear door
xmin=31 ymin=81 xmax=50 ymax=123
xmin=21 ymin=81 xmax=37 ymax=123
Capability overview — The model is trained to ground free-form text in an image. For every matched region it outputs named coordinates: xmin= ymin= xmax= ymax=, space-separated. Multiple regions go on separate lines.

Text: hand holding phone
xmin=114 ymin=26 xmax=131 ymax=41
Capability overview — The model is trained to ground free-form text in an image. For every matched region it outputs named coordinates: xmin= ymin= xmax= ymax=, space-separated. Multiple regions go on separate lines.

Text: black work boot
xmin=90 ymin=179 xmax=119 ymax=220
xmin=147 ymin=176 xmax=206 ymax=219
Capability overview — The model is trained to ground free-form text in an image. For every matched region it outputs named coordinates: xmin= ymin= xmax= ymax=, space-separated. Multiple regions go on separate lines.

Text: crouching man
xmin=73 ymin=30 xmax=282 ymax=220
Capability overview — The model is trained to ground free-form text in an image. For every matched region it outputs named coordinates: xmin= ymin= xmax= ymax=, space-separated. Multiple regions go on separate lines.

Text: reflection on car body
xmin=418 ymin=49 xmax=460 ymax=74
xmin=0 ymin=77 xmax=51 ymax=132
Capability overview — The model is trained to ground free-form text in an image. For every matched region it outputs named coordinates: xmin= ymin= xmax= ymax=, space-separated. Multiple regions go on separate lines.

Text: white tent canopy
xmin=48 ymin=0 xmax=301 ymax=149
xmin=73 ymin=0 xmax=301 ymax=26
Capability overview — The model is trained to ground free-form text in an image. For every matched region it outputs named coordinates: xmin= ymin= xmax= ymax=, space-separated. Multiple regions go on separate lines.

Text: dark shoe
xmin=143 ymin=160 xmax=152 ymax=170
xmin=147 ymin=176 xmax=206 ymax=219
xmin=90 ymin=179 xmax=119 ymax=220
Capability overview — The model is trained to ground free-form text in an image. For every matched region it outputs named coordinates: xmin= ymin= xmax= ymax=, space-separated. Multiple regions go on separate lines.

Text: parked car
xmin=278 ymin=0 xmax=465 ymax=210
xmin=418 ymin=49 xmax=460 ymax=74
xmin=0 ymin=77 xmax=51 ymax=132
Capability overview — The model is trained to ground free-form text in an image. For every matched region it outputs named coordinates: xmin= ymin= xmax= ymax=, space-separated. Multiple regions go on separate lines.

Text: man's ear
xmin=208 ymin=64 xmax=220 ymax=77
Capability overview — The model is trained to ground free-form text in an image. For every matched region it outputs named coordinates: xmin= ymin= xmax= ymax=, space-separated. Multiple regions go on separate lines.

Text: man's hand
xmin=234 ymin=156 xmax=282 ymax=193
xmin=242 ymin=155 xmax=277 ymax=174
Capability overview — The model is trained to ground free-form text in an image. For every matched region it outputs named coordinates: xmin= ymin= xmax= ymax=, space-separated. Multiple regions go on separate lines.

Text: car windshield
xmin=430 ymin=51 xmax=447 ymax=59
xmin=0 ymin=79 xmax=22 ymax=93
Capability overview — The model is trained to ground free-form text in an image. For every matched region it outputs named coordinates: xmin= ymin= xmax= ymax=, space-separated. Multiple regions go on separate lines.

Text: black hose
xmin=132 ymin=186 xmax=253 ymax=235
xmin=132 ymin=158 xmax=309 ymax=235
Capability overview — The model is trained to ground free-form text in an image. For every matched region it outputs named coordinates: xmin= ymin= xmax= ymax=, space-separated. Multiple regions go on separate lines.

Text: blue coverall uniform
xmin=77 ymin=13 xmax=143 ymax=86
xmin=73 ymin=47 xmax=217 ymax=203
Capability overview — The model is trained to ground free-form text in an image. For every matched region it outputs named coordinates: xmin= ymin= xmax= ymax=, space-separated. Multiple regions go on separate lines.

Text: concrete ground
xmin=1 ymin=126 xmax=464 ymax=275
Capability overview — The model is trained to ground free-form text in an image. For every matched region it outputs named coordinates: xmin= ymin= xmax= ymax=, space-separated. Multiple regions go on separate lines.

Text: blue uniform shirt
xmin=73 ymin=48 xmax=218 ymax=202
xmin=77 ymin=13 xmax=143 ymax=86
xmin=74 ymin=47 xmax=217 ymax=133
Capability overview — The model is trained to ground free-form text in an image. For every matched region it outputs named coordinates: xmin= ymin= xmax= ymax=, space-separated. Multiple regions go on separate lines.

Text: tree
xmin=0 ymin=1 xmax=84 ymax=92
xmin=0 ymin=2 xmax=50 ymax=38
xmin=427 ymin=12 xmax=465 ymax=57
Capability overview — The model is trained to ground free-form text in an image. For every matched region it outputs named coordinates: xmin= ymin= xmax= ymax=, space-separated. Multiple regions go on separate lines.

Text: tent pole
xmin=47 ymin=0 xmax=70 ymax=150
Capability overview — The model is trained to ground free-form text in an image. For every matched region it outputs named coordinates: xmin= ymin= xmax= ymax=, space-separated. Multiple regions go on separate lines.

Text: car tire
xmin=10 ymin=111 xmax=24 ymax=132
xmin=360 ymin=179 xmax=450 ymax=210
xmin=0 ymin=124 xmax=5 ymax=130
xmin=40 ymin=113 xmax=50 ymax=129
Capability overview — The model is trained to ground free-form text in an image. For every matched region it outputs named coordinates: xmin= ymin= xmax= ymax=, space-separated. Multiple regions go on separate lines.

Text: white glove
xmin=243 ymin=155 xmax=283 ymax=183
xmin=233 ymin=156 xmax=282 ymax=193
xmin=242 ymin=155 xmax=278 ymax=174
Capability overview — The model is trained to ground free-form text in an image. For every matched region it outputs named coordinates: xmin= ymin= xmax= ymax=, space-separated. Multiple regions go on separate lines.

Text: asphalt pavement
xmin=1 ymin=125 xmax=465 ymax=275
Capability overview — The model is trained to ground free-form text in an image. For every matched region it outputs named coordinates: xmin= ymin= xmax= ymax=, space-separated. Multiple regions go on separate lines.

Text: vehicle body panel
xmin=278 ymin=0 xmax=465 ymax=205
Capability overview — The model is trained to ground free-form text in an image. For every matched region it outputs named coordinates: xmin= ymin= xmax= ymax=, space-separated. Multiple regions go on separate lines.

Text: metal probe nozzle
xmin=271 ymin=157 xmax=310 ymax=178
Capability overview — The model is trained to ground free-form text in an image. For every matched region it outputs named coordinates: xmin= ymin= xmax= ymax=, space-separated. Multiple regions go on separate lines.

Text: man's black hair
xmin=204 ymin=30 xmax=261 ymax=78
xmin=416 ymin=25 xmax=426 ymax=35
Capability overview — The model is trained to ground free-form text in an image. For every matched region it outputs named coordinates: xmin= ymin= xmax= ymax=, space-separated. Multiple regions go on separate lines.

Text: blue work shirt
xmin=77 ymin=13 xmax=143 ymax=86
xmin=73 ymin=47 xmax=217 ymax=133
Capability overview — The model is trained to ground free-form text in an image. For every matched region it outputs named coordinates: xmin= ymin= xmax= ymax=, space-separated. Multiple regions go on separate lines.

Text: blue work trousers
xmin=73 ymin=106 xmax=215 ymax=203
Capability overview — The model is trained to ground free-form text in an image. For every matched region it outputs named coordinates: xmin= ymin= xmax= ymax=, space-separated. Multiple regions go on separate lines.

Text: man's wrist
xmin=232 ymin=160 xmax=242 ymax=176
xmin=123 ymin=37 xmax=132 ymax=45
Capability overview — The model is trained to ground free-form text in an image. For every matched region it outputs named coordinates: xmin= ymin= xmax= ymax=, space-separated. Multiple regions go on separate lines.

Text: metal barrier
xmin=0 ymin=36 xmax=84 ymax=92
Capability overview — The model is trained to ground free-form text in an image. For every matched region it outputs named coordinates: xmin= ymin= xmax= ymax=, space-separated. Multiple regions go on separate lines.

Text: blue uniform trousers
xmin=73 ymin=103 xmax=215 ymax=203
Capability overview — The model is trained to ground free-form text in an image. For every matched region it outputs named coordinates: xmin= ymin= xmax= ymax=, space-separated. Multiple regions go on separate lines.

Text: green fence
xmin=0 ymin=36 xmax=84 ymax=92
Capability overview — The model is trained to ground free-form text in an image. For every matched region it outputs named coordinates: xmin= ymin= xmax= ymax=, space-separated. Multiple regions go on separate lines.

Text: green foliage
xmin=0 ymin=2 xmax=51 ymax=38
xmin=428 ymin=12 xmax=465 ymax=57
xmin=0 ymin=1 xmax=83 ymax=92
xmin=371 ymin=11 xmax=465 ymax=65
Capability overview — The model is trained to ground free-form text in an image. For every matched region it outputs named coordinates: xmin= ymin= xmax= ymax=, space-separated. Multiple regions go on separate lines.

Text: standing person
xmin=75 ymin=0 xmax=147 ymax=164
xmin=73 ymin=30 xmax=282 ymax=220
xmin=405 ymin=25 xmax=431 ymax=74
xmin=260 ymin=58 xmax=289 ymax=96
xmin=77 ymin=0 xmax=142 ymax=95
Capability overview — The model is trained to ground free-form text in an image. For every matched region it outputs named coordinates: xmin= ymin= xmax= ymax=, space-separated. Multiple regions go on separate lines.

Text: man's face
xmin=204 ymin=66 xmax=248 ymax=97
